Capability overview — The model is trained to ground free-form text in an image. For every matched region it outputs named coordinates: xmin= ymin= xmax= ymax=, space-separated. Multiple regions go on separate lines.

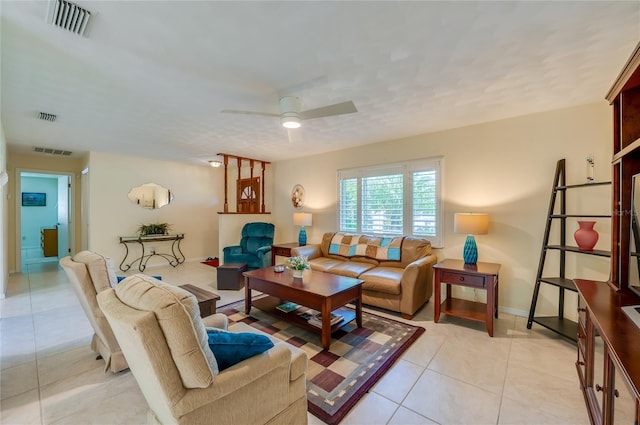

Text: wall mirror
xmin=128 ymin=183 xmax=173 ymax=209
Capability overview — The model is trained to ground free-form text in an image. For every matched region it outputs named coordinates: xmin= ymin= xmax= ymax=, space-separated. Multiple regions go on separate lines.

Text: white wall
xmin=0 ymin=122 xmax=7 ymax=297
xmin=87 ymin=152 xmax=230 ymax=267
xmin=20 ymin=176 xmax=58 ymax=248
xmin=271 ymin=102 xmax=613 ymax=317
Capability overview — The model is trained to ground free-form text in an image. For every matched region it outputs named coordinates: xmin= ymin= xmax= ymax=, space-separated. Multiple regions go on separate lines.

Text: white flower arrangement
xmin=287 ymin=255 xmax=310 ymax=271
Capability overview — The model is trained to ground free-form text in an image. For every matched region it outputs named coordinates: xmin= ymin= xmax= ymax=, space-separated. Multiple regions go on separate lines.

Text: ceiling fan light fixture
xmin=281 ymin=115 xmax=301 ymax=129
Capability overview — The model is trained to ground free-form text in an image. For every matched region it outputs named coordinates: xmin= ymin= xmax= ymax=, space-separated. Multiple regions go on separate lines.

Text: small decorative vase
xmin=292 ymin=269 xmax=304 ymax=279
xmin=574 ymin=221 xmax=599 ymax=251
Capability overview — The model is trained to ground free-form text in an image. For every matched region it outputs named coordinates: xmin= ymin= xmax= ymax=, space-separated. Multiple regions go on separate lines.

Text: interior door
xmin=57 ymin=175 xmax=70 ymax=257
xmin=236 ymin=177 xmax=260 ymax=213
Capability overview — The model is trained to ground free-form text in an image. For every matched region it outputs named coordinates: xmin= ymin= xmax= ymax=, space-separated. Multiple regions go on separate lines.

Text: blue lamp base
xmin=463 ymin=235 xmax=478 ymax=264
xmin=298 ymin=227 xmax=307 ymax=246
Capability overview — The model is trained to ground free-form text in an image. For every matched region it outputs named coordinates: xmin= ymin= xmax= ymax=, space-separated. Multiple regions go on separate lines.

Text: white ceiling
xmin=2 ymin=1 xmax=639 ymax=166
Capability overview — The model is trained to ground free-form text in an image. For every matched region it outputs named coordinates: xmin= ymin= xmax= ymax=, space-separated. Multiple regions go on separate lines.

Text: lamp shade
xmin=454 ymin=213 xmax=489 ymax=235
xmin=293 ymin=212 xmax=312 ymax=227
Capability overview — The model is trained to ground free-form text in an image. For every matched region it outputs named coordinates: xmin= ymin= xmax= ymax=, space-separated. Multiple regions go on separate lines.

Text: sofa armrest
xmin=399 ymin=254 xmax=438 ymax=317
xmin=291 ymin=244 xmax=321 ymax=260
xmin=223 ymin=245 xmax=242 ymax=256
xmin=174 ymin=343 xmax=292 ymax=416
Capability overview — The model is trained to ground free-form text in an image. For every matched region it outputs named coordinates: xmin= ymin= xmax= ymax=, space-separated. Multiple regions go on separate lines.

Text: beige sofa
xmin=292 ymin=232 xmax=437 ymax=319
xmin=97 ymin=274 xmax=308 ymax=425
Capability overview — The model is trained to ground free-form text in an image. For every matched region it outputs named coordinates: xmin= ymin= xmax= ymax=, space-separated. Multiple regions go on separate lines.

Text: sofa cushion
xmin=72 ymin=251 xmax=118 ymax=291
xmin=115 ymin=274 xmax=218 ymax=388
xmin=308 ymin=257 xmax=346 ymax=272
xmin=329 ymin=233 xmax=403 ymax=261
xmin=327 ymin=260 xmax=376 ymax=278
xmin=359 ymin=267 xmax=403 ymax=295
xmin=206 ymin=329 xmax=274 ymax=371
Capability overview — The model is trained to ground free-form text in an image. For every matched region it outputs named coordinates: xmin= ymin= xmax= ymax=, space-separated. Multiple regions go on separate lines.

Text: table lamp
xmin=293 ymin=212 xmax=312 ymax=246
xmin=454 ymin=213 xmax=489 ymax=264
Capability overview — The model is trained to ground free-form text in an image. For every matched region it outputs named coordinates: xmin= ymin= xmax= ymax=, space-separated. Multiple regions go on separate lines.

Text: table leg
xmin=434 ymin=270 xmax=441 ymax=323
xmin=486 ymin=276 xmax=494 ymax=337
xmin=355 ymin=288 xmax=363 ymax=328
xmin=244 ymin=277 xmax=251 ymax=314
xmin=321 ymin=301 xmax=331 ymax=350
xmin=494 ymin=275 xmax=499 ymax=319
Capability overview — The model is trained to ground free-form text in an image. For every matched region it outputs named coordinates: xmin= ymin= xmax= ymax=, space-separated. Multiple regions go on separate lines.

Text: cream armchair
xmin=60 ymin=251 xmax=128 ymax=373
xmin=97 ymin=274 xmax=308 ymax=425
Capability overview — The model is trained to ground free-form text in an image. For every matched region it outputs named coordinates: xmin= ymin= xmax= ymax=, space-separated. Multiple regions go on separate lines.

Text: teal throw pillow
xmin=206 ymin=329 xmax=274 ymax=371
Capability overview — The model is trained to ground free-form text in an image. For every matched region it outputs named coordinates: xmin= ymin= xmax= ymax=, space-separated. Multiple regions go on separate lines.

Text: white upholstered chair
xmin=97 ymin=274 xmax=308 ymax=425
xmin=60 ymin=251 xmax=128 ymax=373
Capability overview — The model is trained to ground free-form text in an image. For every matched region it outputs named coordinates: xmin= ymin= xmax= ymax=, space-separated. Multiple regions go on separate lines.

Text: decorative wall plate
xmin=291 ymin=184 xmax=305 ymax=209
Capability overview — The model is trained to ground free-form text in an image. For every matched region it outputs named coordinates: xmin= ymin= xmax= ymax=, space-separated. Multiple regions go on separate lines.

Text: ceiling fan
xmin=221 ymin=96 xmax=358 ymax=129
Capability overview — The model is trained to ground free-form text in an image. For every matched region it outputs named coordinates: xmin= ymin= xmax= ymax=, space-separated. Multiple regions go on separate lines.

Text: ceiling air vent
xmin=46 ymin=0 xmax=91 ymax=37
xmin=34 ymin=147 xmax=73 ymax=156
xmin=39 ymin=112 xmax=57 ymax=122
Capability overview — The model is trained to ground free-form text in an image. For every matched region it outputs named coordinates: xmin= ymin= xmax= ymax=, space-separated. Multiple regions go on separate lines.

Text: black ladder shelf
xmin=526 ymin=159 xmax=611 ymax=341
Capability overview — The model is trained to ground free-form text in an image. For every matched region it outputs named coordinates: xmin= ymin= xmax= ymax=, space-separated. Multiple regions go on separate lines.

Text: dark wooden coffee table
xmin=179 ymin=284 xmax=220 ymax=318
xmin=243 ymin=268 xmax=364 ymax=350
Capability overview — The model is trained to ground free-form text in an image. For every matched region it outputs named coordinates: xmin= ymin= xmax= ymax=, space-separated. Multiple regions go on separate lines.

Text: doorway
xmin=16 ymin=170 xmax=74 ymax=271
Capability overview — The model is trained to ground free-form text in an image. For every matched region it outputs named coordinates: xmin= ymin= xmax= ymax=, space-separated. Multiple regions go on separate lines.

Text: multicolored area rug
xmin=217 ymin=298 xmax=425 ymax=425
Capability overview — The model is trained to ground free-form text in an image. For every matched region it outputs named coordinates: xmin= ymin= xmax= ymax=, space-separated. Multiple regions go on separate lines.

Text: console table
xmin=119 ymin=233 xmax=185 ymax=272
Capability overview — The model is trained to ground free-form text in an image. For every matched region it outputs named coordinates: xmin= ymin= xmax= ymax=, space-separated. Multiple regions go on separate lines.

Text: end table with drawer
xmin=271 ymin=242 xmax=300 ymax=265
xmin=433 ymin=259 xmax=501 ymax=337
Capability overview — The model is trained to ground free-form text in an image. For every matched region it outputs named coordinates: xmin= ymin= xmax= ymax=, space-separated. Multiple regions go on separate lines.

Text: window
xmin=337 ymin=157 xmax=443 ymax=247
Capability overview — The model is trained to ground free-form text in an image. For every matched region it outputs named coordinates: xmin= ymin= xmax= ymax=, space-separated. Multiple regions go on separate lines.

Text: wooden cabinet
xmin=41 ymin=228 xmax=58 ymax=257
xmin=575 ymin=280 xmax=640 ymax=425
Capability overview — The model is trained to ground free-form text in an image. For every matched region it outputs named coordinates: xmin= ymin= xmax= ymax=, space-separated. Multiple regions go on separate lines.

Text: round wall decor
xmin=291 ymin=184 xmax=305 ymax=209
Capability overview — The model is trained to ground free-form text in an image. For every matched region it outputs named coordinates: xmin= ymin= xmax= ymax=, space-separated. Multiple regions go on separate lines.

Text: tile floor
xmin=1 ymin=261 xmax=588 ymax=424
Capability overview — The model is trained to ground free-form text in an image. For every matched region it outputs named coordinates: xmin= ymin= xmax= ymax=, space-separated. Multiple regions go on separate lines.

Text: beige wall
xmin=6 ymin=153 xmax=85 ymax=273
xmin=271 ymin=102 xmax=613 ymax=317
xmin=86 ymin=152 xmax=266 ymax=267
xmin=1 ymin=122 xmax=7 ymax=296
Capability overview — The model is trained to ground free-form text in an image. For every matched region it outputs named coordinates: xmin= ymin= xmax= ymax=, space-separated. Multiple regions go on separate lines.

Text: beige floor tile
xmin=508 ymin=336 xmax=576 ymax=382
xmin=0 ymin=361 xmax=38 ymax=400
xmin=427 ymin=330 xmax=511 ymax=394
xmin=372 ymin=359 xmax=424 ymax=404
xmin=499 ymin=392 xmax=588 ymax=424
xmin=388 ymin=406 xmax=438 ymax=425
xmin=503 ymin=357 xmax=585 ymax=419
xmin=400 ymin=333 xmax=446 ymax=368
xmin=0 ymin=315 xmax=36 ymax=370
xmin=0 ymin=388 xmax=41 ymax=425
xmin=403 ymin=369 xmax=501 ymax=425
xmin=340 ymin=391 xmax=399 ymax=425
xmin=37 ymin=343 xmax=105 ymax=387
xmin=0 ymin=293 xmax=32 ymax=319
xmin=40 ymin=366 xmax=126 ymax=423
xmin=47 ymin=372 xmax=147 ymax=425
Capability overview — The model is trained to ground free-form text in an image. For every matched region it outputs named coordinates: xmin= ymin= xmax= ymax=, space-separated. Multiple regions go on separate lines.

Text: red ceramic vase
xmin=574 ymin=221 xmax=599 ymax=251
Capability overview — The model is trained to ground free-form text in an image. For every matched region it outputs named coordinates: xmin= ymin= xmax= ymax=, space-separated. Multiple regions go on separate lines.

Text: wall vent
xmin=34 ymin=147 xmax=73 ymax=156
xmin=39 ymin=112 xmax=57 ymax=122
xmin=46 ymin=0 xmax=91 ymax=37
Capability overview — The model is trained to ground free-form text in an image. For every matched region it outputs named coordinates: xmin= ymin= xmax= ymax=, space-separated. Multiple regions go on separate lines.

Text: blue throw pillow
xmin=206 ymin=330 xmax=274 ymax=371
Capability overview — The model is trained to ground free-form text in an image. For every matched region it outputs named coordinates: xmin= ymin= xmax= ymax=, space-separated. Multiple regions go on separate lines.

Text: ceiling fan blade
xmin=220 ymin=109 xmax=279 ymax=118
xmin=299 ymin=101 xmax=357 ymax=120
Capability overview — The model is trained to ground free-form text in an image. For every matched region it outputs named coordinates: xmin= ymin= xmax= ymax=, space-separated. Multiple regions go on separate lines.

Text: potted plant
xmin=137 ymin=222 xmax=171 ymax=236
xmin=287 ymin=255 xmax=309 ymax=278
